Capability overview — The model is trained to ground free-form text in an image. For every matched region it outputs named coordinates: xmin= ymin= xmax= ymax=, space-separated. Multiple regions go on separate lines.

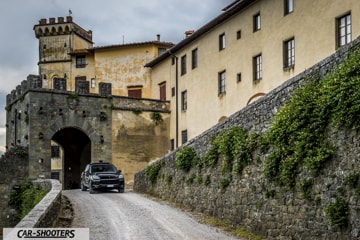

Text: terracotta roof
xmin=91 ymin=41 xmax=174 ymax=50
xmin=145 ymin=0 xmax=256 ymax=68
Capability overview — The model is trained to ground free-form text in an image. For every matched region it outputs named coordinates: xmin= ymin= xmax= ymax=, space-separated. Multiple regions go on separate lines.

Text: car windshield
xmin=91 ymin=164 xmax=117 ymax=173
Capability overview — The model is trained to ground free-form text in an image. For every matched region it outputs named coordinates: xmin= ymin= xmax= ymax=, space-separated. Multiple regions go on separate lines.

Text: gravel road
xmin=63 ymin=189 xmax=239 ymax=240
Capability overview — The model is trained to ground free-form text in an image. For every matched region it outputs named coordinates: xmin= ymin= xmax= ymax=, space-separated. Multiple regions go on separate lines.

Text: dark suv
xmin=81 ymin=162 xmax=125 ymax=193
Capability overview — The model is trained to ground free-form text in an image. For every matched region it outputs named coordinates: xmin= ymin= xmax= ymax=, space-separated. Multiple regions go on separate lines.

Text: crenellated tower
xmin=33 ymin=16 xmax=93 ymax=90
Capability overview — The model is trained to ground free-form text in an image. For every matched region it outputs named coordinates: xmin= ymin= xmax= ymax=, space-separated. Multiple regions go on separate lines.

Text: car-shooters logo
xmin=3 ymin=228 xmax=89 ymax=240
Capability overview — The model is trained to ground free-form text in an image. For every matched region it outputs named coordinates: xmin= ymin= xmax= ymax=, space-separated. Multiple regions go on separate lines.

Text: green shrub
xmin=264 ymin=49 xmax=360 ymax=188
xmin=8 ymin=181 xmax=48 ymax=220
xmin=145 ymin=162 xmax=163 ymax=184
xmin=204 ymin=175 xmax=211 ymax=186
xmin=344 ymin=173 xmax=359 ymax=188
xmin=175 ymin=146 xmax=199 ymax=172
xmin=325 ymin=197 xmax=349 ymax=228
xmin=202 ymin=127 xmax=256 ymax=174
xmin=150 ymin=112 xmax=163 ymax=125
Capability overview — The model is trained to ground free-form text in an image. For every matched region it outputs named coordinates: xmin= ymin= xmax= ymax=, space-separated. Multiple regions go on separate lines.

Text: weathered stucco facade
xmin=146 ymin=0 xmax=360 ymax=147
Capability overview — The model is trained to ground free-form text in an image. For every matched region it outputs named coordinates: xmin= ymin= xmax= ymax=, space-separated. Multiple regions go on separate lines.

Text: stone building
xmin=6 ymin=16 xmax=173 ymax=189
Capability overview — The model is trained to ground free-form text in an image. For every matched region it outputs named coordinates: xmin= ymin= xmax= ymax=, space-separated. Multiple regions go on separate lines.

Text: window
xmin=253 ymin=54 xmax=262 ymax=81
xmin=158 ymin=48 xmax=166 ymax=56
xmin=181 ymin=90 xmax=187 ymax=111
xmin=51 ymin=145 xmax=60 ymax=158
xmin=91 ymin=78 xmax=95 ymax=88
xmin=283 ymin=38 xmax=295 ymax=69
xmin=336 ymin=13 xmax=351 ymax=48
xmin=219 ymin=33 xmax=226 ymax=50
xmin=237 ymin=30 xmax=242 ymax=40
xmin=75 ymin=76 xmax=89 ymax=94
xmin=170 ymin=139 xmax=175 ymax=151
xmin=159 ymin=82 xmax=166 ymax=100
xmin=181 ymin=130 xmax=188 ymax=144
xmin=237 ymin=73 xmax=242 ymax=83
xmin=181 ymin=55 xmax=187 ymax=75
xmin=192 ymin=48 xmax=198 ymax=69
xmin=218 ymin=70 xmax=226 ymax=94
xmin=284 ymin=0 xmax=294 ymax=15
xmin=171 ymin=87 xmax=176 ymax=97
xmin=253 ymin=13 xmax=261 ymax=32
xmin=128 ymin=88 xmax=142 ymax=98
xmin=76 ymin=55 xmax=86 ymax=68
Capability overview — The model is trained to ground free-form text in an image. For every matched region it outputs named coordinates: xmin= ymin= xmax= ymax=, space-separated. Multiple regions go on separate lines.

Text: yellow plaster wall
xmin=94 ymin=45 xmax=158 ymax=97
xmin=150 ymin=0 xmax=360 ymax=145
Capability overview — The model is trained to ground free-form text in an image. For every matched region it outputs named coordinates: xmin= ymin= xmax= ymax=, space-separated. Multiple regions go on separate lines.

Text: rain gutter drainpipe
xmin=169 ymin=50 xmax=179 ymax=148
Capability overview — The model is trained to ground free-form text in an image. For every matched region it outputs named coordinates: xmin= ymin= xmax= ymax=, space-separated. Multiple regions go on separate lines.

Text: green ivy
xmin=175 ymin=146 xmax=199 ymax=172
xmin=202 ymin=127 xmax=256 ymax=174
xmin=8 ymin=181 xmax=48 ymax=221
xmin=132 ymin=108 xmax=143 ymax=115
xmin=145 ymin=162 xmax=163 ymax=184
xmin=264 ymin=49 xmax=360 ymax=188
xmin=325 ymin=197 xmax=349 ymax=228
xmin=99 ymin=111 xmax=107 ymax=121
xmin=150 ymin=112 xmax=163 ymax=125
xmin=344 ymin=173 xmax=359 ymax=188
xmin=67 ymin=93 xmax=79 ymax=100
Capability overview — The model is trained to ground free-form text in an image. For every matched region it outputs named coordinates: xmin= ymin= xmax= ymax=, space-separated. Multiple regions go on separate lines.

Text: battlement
xmin=6 ymin=75 xmax=42 ymax=106
xmin=34 ymin=16 xmax=92 ymax=42
xmin=38 ymin=16 xmax=73 ymax=25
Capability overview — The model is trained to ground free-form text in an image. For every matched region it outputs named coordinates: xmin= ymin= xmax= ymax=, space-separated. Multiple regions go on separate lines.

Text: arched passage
xmin=52 ymin=127 xmax=91 ymax=190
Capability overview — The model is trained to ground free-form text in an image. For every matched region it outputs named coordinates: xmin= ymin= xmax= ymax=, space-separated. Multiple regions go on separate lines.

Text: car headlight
xmin=91 ymin=175 xmax=100 ymax=180
xmin=118 ymin=175 xmax=124 ymax=179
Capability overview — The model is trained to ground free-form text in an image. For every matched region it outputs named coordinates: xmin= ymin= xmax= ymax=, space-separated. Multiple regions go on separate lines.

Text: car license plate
xmin=107 ymin=184 xmax=114 ymax=187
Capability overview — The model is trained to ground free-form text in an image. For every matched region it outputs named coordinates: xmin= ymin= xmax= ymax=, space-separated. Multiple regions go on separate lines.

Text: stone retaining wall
xmin=15 ymin=179 xmax=61 ymax=228
xmin=134 ymin=37 xmax=360 ymax=239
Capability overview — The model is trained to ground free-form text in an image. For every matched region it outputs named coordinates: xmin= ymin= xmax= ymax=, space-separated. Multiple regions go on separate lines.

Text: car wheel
xmin=89 ymin=184 xmax=95 ymax=194
xmin=81 ymin=182 xmax=87 ymax=191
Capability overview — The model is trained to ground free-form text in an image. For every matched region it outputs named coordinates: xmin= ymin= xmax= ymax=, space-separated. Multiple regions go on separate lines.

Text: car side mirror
xmin=117 ymin=170 xmax=122 ymax=174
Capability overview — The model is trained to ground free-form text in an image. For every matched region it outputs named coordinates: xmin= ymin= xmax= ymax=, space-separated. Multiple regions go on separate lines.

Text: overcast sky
xmin=0 ymin=0 xmax=234 ymax=152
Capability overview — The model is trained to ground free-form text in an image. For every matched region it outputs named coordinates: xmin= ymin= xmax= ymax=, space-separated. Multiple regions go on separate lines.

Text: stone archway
xmin=52 ymin=127 xmax=91 ymax=190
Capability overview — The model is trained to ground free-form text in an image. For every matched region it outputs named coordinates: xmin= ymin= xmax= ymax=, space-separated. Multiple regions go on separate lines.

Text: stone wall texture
xmin=134 ymin=37 xmax=360 ymax=239
xmin=0 ymin=146 xmax=29 ymax=228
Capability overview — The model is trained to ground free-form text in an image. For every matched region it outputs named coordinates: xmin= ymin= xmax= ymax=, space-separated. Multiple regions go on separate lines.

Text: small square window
xmin=237 ymin=30 xmax=242 ymax=39
xmin=237 ymin=73 xmax=242 ymax=83
xmin=171 ymin=87 xmax=176 ymax=97
xmin=76 ymin=55 xmax=86 ymax=68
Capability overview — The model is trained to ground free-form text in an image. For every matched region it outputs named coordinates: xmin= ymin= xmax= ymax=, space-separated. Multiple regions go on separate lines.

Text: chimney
xmin=156 ymin=34 xmax=161 ymax=41
xmin=58 ymin=17 xmax=64 ymax=23
xmin=49 ymin=18 xmax=55 ymax=24
xmin=185 ymin=30 xmax=194 ymax=38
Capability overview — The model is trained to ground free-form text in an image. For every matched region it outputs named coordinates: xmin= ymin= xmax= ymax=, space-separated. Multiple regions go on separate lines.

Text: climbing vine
xmin=264 ymin=48 xmax=360 ymax=188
